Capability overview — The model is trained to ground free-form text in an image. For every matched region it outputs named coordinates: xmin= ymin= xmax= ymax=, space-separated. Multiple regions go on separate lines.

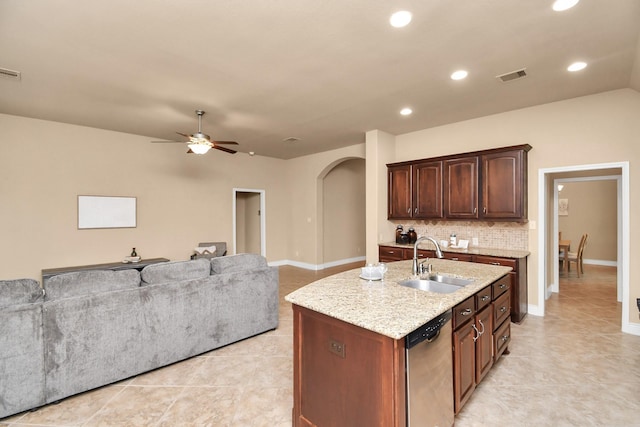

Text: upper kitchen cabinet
xmin=413 ymin=160 xmax=443 ymax=219
xmin=444 ymin=157 xmax=479 ymax=220
xmin=388 ymin=164 xmax=412 ymax=219
xmin=481 ymin=149 xmax=528 ymax=220
xmin=388 ymin=161 xmax=443 ymax=220
xmin=388 ymin=144 xmax=531 ymax=222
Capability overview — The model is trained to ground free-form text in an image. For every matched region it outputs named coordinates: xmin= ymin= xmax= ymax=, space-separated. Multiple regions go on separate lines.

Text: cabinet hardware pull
xmin=389 ymin=251 xmax=394 ymax=254
xmin=483 ymin=207 xmax=487 ymax=214
xmin=407 ymin=208 xmax=411 ymax=214
xmin=491 ymin=262 xmax=501 ymax=266
xmin=500 ymin=284 xmax=506 ymax=289
xmin=473 ymin=207 xmax=477 ymax=214
xmin=502 ymin=334 xmax=510 ymax=342
xmin=451 ymin=257 xmax=459 ymax=261
xmin=460 ymin=308 xmax=472 ymax=316
xmin=472 ymin=324 xmax=480 ymax=342
xmin=500 ymin=306 xmax=508 ymax=313
xmin=481 ymin=295 xmax=490 ymax=301
xmin=477 ymin=319 xmax=485 ymax=336
xmin=414 ymin=207 xmax=418 ymax=213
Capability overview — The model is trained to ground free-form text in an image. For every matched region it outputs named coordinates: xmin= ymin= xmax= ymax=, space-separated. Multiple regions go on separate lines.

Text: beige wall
xmin=322 ymin=159 xmax=366 ymax=263
xmin=285 ymin=145 xmax=366 ymax=266
xmin=381 ymin=88 xmax=640 ymax=325
xmin=558 ymin=180 xmax=618 ymax=262
xmin=0 ymin=114 xmax=290 ymax=280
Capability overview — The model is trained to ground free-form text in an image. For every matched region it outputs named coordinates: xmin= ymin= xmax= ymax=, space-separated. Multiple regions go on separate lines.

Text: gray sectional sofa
xmin=0 ymin=254 xmax=279 ymax=419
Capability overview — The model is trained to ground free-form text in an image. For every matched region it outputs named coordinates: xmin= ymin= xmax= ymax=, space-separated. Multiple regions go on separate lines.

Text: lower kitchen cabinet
xmin=292 ymin=306 xmax=406 ymax=427
xmin=452 ymin=274 xmax=510 ymax=414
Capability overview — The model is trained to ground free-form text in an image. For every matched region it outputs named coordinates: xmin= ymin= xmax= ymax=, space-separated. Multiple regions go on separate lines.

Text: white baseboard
xmin=268 ymin=256 xmax=366 ymax=271
xmin=527 ymin=304 xmax=544 ymax=317
xmin=583 ymin=258 xmax=617 ymax=267
xmin=622 ymin=321 xmax=640 ymax=336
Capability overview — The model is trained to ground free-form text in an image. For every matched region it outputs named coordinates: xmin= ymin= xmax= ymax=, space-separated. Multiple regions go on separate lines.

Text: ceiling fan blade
xmin=151 ymin=140 xmax=184 ymax=143
xmin=213 ymin=145 xmax=237 ymax=154
xmin=187 ymin=149 xmax=194 ymax=154
xmin=176 ymin=132 xmax=191 ymax=138
xmin=213 ymin=140 xmax=239 ymax=145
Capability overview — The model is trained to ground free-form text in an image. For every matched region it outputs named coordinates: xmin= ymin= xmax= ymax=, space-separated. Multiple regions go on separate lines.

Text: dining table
xmin=559 ymin=239 xmax=571 ymax=271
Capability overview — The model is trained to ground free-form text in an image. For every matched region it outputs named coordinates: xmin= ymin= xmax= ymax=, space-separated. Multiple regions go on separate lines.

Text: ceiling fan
xmin=152 ymin=110 xmax=238 ymax=155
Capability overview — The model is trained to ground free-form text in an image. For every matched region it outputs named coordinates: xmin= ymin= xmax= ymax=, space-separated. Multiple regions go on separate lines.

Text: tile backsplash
xmin=394 ymin=220 xmax=529 ymax=251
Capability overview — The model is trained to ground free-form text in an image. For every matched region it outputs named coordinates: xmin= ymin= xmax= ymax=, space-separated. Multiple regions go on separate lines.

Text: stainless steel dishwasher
xmin=405 ymin=310 xmax=454 ymax=427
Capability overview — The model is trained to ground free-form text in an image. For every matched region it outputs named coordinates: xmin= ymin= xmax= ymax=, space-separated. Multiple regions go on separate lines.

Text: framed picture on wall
xmin=558 ymin=198 xmax=569 ymax=216
xmin=78 ymin=195 xmax=137 ymax=229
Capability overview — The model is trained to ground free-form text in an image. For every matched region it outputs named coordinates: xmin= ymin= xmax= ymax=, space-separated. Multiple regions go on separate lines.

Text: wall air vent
xmin=0 ymin=67 xmax=21 ymax=81
xmin=496 ymin=68 xmax=527 ymax=83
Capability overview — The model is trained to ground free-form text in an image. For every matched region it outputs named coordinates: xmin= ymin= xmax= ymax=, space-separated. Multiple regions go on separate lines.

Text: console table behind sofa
xmin=41 ymin=258 xmax=170 ymax=281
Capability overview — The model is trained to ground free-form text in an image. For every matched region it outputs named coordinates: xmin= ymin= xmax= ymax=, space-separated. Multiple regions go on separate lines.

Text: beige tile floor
xmin=2 ymin=263 xmax=638 ymax=426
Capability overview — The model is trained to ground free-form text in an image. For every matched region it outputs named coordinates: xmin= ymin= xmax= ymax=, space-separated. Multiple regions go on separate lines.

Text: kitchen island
xmin=285 ymin=259 xmax=513 ymax=427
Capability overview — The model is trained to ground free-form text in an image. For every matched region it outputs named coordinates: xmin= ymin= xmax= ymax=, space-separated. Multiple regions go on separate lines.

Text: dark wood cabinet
xmin=292 ymin=306 xmax=406 ymax=427
xmin=388 ymin=144 xmax=531 ymax=222
xmin=413 ymin=160 xmax=443 ymax=218
xmin=475 ymin=255 xmax=527 ymax=323
xmin=481 ymin=149 xmax=527 ymax=220
xmin=452 ymin=274 xmax=511 ymax=414
xmin=444 ymin=156 xmax=479 ymax=219
xmin=388 ymin=165 xmax=413 ymax=219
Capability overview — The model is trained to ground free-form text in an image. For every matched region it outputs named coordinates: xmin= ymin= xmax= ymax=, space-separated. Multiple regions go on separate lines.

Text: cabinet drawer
xmin=475 ymin=286 xmax=492 ymax=311
xmin=416 ymin=249 xmax=435 ymax=259
xmin=493 ymin=290 xmax=511 ymax=328
xmin=491 ymin=274 xmax=510 ymax=299
xmin=473 ymin=255 xmax=517 ymax=270
xmin=443 ymin=252 xmax=473 ymax=262
xmin=494 ymin=318 xmax=511 ymax=360
xmin=378 ymin=246 xmax=405 ymax=261
xmin=453 ymin=296 xmax=475 ymax=329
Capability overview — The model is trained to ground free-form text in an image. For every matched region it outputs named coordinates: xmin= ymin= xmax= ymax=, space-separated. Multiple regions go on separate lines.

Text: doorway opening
xmin=538 ymin=161 xmax=635 ymax=334
xmin=233 ymin=188 xmax=266 ymax=256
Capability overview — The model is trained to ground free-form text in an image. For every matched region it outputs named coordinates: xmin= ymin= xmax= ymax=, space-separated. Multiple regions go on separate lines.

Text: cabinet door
xmin=475 ymin=306 xmax=493 ymax=384
xmin=481 ymin=149 xmax=525 ymax=220
xmin=444 ymin=157 xmax=479 ymax=219
xmin=413 ymin=160 xmax=443 ymax=218
xmin=388 ymin=165 xmax=412 ymax=219
xmin=453 ymin=320 xmax=476 ymax=413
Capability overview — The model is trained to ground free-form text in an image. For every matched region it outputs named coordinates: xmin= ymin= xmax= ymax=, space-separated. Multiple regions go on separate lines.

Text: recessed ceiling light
xmin=400 ymin=108 xmax=413 ymax=116
xmin=450 ymin=70 xmax=468 ymax=80
xmin=567 ymin=61 xmax=587 ymax=72
xmin=552 ymin=0 xmax=579 ymax=11
xmin=390 ymin=11 xmax=412 ymax=28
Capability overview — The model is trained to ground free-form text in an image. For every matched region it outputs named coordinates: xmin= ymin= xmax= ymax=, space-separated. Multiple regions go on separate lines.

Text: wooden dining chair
xmin=567 ymin=234 xmax=588 ymax=277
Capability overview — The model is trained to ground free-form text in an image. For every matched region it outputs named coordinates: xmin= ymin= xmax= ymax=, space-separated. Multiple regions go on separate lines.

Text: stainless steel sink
xmin=398 ymin=275 xmax=473 ymax=294
xmin=426 ymin=274 xmax=473 ymax=287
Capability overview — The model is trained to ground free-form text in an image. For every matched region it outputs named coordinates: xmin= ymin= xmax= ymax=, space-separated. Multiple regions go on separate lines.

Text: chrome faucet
xmin=412 ymin=236 xmax=444 ymax=275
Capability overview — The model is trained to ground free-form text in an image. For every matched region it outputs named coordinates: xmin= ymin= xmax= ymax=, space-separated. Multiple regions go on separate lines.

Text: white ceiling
xmin=1 ymin=1 xmax=639 ymax=159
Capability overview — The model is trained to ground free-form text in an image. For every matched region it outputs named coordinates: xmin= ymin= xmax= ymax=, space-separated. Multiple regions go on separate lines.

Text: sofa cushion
xmin=0 ymin=279 xmax=43 ymax=308
xmin=141 ymin=259 xmax=210 ymax=285
xmin=210 ymin=253 xmax=268 ymax=274
xmin=44 ymin=269 xmax=140 ymax=301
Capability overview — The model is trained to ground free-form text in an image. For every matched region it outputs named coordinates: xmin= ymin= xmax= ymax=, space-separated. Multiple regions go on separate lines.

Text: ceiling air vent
xmin=282 ymin=137 xmax=301 ymax=143
xmin=496 ymin=68 xmax=527 ymax=83
xmin=0 ymin=67 xmax=21 ymax=81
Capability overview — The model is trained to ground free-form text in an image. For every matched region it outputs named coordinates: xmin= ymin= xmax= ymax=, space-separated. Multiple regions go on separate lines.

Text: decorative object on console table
xmin=41 ymin=258 xmax=170 ymax=281
xmin=191 ymin=241 xmax=227 ymax=260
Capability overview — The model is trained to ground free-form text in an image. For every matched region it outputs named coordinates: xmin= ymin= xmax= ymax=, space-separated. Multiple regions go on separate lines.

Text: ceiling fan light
xmin=188 ymin=143 xmax=211 ymax=154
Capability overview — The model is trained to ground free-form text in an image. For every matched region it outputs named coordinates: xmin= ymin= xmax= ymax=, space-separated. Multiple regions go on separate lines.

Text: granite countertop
xmin=285 ymin=259 xmax=512 ymax=340
xmin=380 ymin=242 xmax=530 ymax=259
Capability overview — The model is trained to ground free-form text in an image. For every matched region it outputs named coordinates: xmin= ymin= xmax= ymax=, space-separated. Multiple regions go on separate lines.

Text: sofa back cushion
xmin=44 ymin=269 xmax=140 ymax=301
xmin=0 ymin=279 xmax=43 ymax=308
xmin=141 ymin=259 xmax=210 ymax=285
xmin=210 ymin=253 xmax=268 ymax=274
